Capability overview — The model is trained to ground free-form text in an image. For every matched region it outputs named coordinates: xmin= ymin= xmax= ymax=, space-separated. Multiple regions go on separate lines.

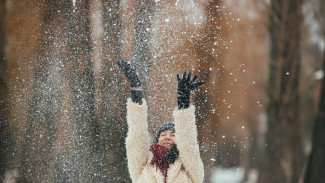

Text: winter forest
xmin=0 ymin=0 xmax=324 ymax=182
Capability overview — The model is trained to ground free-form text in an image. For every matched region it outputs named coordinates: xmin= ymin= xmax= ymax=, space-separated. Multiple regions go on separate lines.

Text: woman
xmin=118 ymin=61 xmax=204 ymax=183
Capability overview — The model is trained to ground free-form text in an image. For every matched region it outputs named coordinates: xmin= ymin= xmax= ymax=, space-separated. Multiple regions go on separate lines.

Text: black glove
xmin=117 ymin=60 xmax=143 ymax=104
xmin=177 ymin=71 xmax=204 ymax=109
xmin=117 ymin=60 xmax=142 ymax=87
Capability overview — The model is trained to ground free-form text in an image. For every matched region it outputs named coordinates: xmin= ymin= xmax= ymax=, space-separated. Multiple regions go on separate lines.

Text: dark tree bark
xmin=0 ymin=1 xmax=15 ymax=177
xmin=18 ymin=1 xmax=69 ymax=182
xmin=0 ymin=0 xmax=9 ymax=180
xmin=262 ymin=0 xmax=304 ymax=183
xmin=132 ymin=0 xmax=156 ymax=91
xmin=304 ymin=1 xmax=325 ymax=182
xmin=18 ymin=1 xmax=66 ymax=181
xmin=0 ymin=0 xmax=4 ymax=72
xmin=304 ymin=33 xmax=325 ymax=183
xmin=99 ymin=0 xmax=130 ymax=182
xmin=65 ymin=0 xmax=106 ymax=182
xmin=195 ymin=0 xmax=229 ymax=181
xmin=19 ymin=1 xmax=106 ymax=182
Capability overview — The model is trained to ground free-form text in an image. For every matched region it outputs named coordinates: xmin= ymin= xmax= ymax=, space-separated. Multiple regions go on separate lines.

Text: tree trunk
xmin=4 ymin=1 xmax=43 ymax=178
xmin=0 ymin=1 xmax=15 ymax=178
xmin=304 ymin=31 xmax=325 ymax=183
xmin=18 ymin=1 xmax=106 ymax=182
xmin=132 ymin=0 xmax=155 ymax=92
xmin=65 ymin=0 xmax=106 ymax=182
xmin=99 ymin=0 xmax=131 ymax=182
xmin=0 ymin=0 xmax=8 ymax=180
xmin=195 ymin=0 xmax=229 ymax=181
xmin=18 ymin=1 xmax=67 ymax=180
xmin=263 ymin=0 xmax=304 ymax=183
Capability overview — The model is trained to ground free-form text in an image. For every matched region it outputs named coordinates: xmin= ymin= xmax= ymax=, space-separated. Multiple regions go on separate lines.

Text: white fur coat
xmin=125 ymin=99 xmax=204 ymax=183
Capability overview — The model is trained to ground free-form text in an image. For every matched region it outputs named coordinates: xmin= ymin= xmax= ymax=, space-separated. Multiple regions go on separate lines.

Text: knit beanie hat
xmin=155 ymin=122 xmax=175 ymax=143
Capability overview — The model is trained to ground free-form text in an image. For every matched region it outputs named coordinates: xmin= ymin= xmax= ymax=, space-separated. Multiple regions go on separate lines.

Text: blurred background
xmin=0 ymin=0 xmax=324 ymax=182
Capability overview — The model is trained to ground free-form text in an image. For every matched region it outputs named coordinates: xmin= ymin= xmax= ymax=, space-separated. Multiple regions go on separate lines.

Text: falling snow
xmin=0 ymin=0 xmax=272 ymax=182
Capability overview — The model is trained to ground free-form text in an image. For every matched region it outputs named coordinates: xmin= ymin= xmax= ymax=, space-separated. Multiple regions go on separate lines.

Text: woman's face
xmin=158 ymin=130 xmax=175 ymax=149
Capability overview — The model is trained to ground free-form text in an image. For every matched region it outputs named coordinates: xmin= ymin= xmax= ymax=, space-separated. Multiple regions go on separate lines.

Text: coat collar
xmin=148 ymin=153 xmax=183 ymax=183
xmin=166 ymin=158 xmax=182 ymax=182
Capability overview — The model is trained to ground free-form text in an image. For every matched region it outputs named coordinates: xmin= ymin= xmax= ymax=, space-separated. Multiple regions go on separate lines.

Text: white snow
xmin=211 ymin=167 xmax=244 ymax=183
xmin=72 ymin=0 xmax=76 ymax=8
xmin=315 ymin=70 xmax=324 ymax=80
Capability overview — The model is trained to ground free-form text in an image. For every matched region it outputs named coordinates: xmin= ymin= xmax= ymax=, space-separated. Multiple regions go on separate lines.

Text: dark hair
xmin=155 ymin=122 xmax=175 ymax=143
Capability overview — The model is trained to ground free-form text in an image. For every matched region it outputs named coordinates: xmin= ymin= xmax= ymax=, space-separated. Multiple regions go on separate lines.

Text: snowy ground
xmin=211 ymin=167 xmax=258 ymax=183
xmin=211 ymin=167 xmax=248 ymax=183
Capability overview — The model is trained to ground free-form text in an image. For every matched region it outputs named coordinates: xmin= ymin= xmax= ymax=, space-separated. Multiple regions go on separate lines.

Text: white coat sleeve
xmin=173 ymin=105 xmax=204 ymax=183
xmin=125 ymin=98 xmax=149 ymax=181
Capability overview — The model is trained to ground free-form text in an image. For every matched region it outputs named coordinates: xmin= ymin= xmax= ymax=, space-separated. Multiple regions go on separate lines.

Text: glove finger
xmin=194 ymin=81 xmax=205 ymax=88
xmin=124 ymin=62 xmax=134 ymax=74
xmin=121 ymin=60 xmax=129 ymax=68
xmin=117 ymin=61 xmax=126 ymax=74
xmin=125 ymin=61 xmax=132 ymax=69
xmin=182 ymin=71 xmax=187 ymax=80
xmin=187 ymin=72 xmax=192 ymax=81
xmin=133 ymin=63 xmax=137 ymax=72
xmin=177 ymin=74 xmax=181 ymax=81
xmin=117 ymin=60 xmax=123 ymax=68
xmin=117 ymin=61 xmax=122 ymax=69
xmin=192 ymin=75 xmax=198 ymax=82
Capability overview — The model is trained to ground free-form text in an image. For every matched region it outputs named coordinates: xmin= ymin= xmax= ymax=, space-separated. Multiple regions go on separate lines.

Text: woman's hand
xmin=176 ymin=71 xmax=204 ymax=109
xmin=117 ymin=60 xmax=142 ymax=88
xmin=177 ymin=71 xmax=204 ymax=96
xmin=117 ymin=60 xmax=143 ymax=104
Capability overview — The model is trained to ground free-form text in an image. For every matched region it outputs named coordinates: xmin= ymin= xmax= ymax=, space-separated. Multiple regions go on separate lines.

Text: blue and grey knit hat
xmin=155 ymin=122 xmax=175 ymax=143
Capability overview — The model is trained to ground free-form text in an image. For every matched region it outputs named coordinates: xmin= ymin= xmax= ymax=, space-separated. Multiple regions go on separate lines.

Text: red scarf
xmin=150 ymin=143 xmax=170 ymax=182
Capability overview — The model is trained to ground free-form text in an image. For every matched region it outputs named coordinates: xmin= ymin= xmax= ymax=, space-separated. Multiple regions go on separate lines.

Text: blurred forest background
xmin=0 ymin=0 xmax=324 ymax=182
